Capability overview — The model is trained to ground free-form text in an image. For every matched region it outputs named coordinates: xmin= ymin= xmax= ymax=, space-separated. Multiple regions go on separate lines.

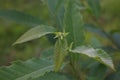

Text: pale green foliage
xmin=71 ymin=46 xmax=115 ymax=70
xmin=54 ymin=38 xmax=68 ymax=72
xmin=0 ymin=0 xmax=116 ymax=80
xmin=13 ymin=25 xmax=56 ymax=45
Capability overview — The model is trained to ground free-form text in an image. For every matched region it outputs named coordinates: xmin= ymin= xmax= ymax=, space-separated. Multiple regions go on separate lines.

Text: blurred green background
xmin=0 ymin=0 xmax=52 ymax=66
xmin=0 ymin=0 xmax=120 ymax=66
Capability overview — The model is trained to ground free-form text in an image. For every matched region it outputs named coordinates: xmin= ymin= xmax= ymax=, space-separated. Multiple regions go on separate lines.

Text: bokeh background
xmin=0 ymin=0 xmax=120 ymax=66
xmin=0 ymin=0 xmax=52 ymax=66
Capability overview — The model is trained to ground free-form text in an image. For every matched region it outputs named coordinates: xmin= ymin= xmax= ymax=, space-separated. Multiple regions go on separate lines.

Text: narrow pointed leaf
xmin=64 ymin=0 xmax=84 ymax=47
xmin=0 ymin=10 xmax=44 ymax=26
xmin=0 ymin=58 xmax=54 ymax=80
xmin=13 ymin=25 xmax=56 ymax=45
xmin=63 ymin=0 xmax=84 ymax=63
xmin=71 ymin=46 xmax=115 ymax=70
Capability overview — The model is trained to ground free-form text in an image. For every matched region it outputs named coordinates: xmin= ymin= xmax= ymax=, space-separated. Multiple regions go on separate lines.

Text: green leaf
xmin=87 ymin=0 xmax=101 ymax=19
xmin=13 ymin=25 xmax=56 ymax=45
xmin=33 ymin=72 xmax=76 ymax=80
xmin=54 ymin=38 xmax=68 ymax=72
xmin=63 ymin=0 xmax=84 ymax=64
xmin=0 ymin=10 xmax=44 ymax=26
xmin=70 ymin=46 xmax=115 ymax=70
xmin=64 ymin=0 xmax=84 ymax=47
xmin=46 ymin=0 xmax=64 ymax=31
xmin=0 ymin=58 xmax=54 ymax=80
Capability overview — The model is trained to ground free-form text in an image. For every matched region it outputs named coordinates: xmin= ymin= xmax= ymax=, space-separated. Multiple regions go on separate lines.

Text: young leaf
xmin=0 ymin=58 xmax=54 ymax=80
xmin=13 ymin=25 xmax=56 ymax=45
xmin=54 ymin=38 xmax=68 ymax=72
xmin=64 ymin=0 xmax=84 ymax=47
xmin=63 ymin=0 xmax=84 ymax=64
xmin=70 ymin=46 xmax=115 ymax=70
xmin=0 ymin=10 xmax=44 ymax=26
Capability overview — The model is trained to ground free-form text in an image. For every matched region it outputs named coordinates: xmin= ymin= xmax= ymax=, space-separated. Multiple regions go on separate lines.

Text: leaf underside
xmin=71 ymin=46 xmax=115 ymax=70
xmin=13 ymin=25 xmax=56 ymax=45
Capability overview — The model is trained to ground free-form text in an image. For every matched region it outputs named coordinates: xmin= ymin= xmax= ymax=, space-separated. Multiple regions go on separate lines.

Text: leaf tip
xmin=12 ymin=42 xmax=18 ymax=46
xmin=112 ymin=66 xmax=116 ymax=72
xmin=12 ymin=40 xmax=21 ymax=46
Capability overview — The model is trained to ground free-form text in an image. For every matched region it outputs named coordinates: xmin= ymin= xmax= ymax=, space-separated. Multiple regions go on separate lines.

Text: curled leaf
xmin=70 ymin=46 xmax=115 ymax=70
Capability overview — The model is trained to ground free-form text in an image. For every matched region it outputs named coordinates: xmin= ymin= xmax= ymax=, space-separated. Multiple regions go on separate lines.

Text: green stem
xmin=69 ymin=54 xmax=83 ymax=80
